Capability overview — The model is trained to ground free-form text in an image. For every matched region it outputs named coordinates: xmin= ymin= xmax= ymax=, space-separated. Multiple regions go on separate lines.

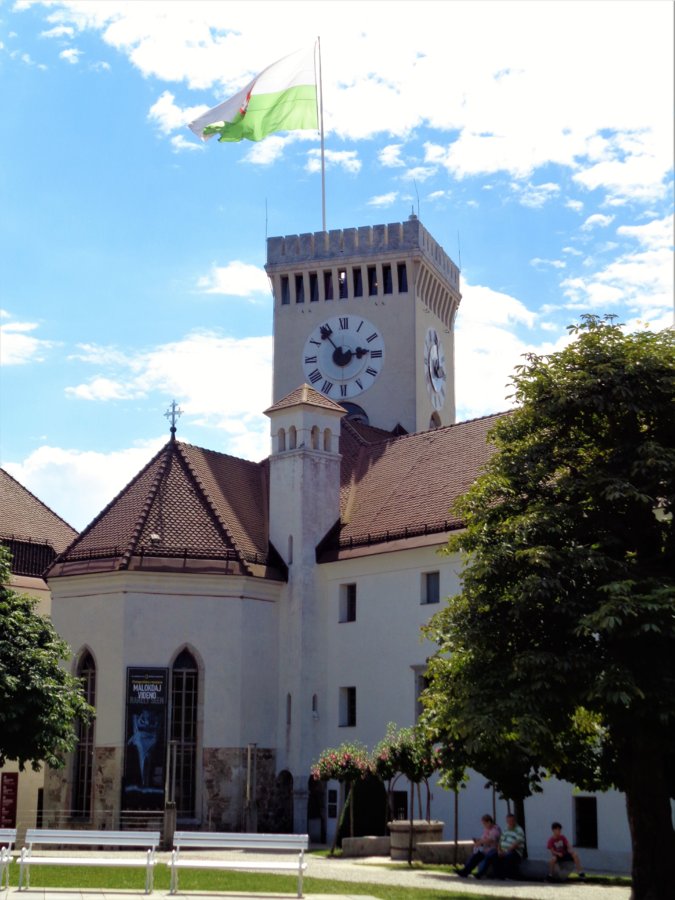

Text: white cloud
xmin=561 ymin=216 xmax=674 ymax=325
xmin=4 ymin=440 xmax=166 ymax=532
xmin=40 ymin=25 xmax=75 ymax=38
xmin=63 ymin=330 xmax=273 ymax=458
xmin=379 ymin=144 xmax=405 ymax=167
xmin=367 ymin=192 xmax=398 ymax=208
xmin=530 ymin=257 xmax=566 ymax=269
xmin=91 ymin=60 xmax=110 ymax=72
xmin=455 ymin=281 xmax=563 ymax=420
xmin=196 ymin=261 xmax=270 ymax=296
xmin=59 ymin=47 xmax=82 ymax=64
xmin=402 ymin=165 xmax=436 ymax=182
xmin=562 ymin=246 xmax=583 ymax=256
xmin=0 ymin=316 xmax=54 ymax=365
xmin=306 ymin=149 xmax=361 ymax=174
xmin=581 ymin=213 xmax=615 ymax=231
xmin=512 ymin=181 xmax=560 ymax=209
xmin=566 ymin=199 xmax=584 ymax=212
xmin=170 ymin=133 xmax=202 ymax=152
xmin=15 ymin=2 xmax=673 ymax=201
xmin=147 ymin=90 xmax=206 ymax=135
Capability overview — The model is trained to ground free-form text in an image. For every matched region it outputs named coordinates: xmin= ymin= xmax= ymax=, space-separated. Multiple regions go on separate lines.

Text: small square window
xmin=422 ymin=571 xmax=440 ymax=605
xmin=339 ymin=686 xmax=356 ymax=727
xmin=339 ymin=584 xmax=356 ymax=622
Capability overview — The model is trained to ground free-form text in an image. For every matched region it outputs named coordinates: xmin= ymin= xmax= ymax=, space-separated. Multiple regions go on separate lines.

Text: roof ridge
xmin=175 ymin=443 xmax=253 ymax=575
xmin=0 ymin=467 xmax=78 ymax=536
xmin=118 ymin=442 xmax=175 ymax=570
xmin=354 ymin=410 xmax=510 ymax=450
xmin=176 ymin=439 xmax=265 ymax=467
xmin=50 ymin=441 xmax=172 ymax=568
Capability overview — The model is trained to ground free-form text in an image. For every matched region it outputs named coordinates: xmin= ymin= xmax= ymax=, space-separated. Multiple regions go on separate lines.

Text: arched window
xmin=278 ymin=428 xmax=286 ymax=452
xmin=323 ymin=429 xmax=332 ymax=452
xmin=311 ymin=426 xmax=320 ymax=449
xmin=72 ymin=650 xmax=96 ymax=818
xmin=171 ymin=648 xmax=198 ymax=819
xmin=289 ymin=426 xmax=297 ymax=449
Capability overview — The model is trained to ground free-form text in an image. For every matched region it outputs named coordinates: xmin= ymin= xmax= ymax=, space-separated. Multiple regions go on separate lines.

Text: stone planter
xmin=387 ymin=820 xmax=444 ymax=860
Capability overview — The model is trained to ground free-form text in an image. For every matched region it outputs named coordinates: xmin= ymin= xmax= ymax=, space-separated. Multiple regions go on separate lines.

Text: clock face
xmin=302 ymin=315 xmax=385 ymax=399
xmin=423 ymin=327 xmax=446 ymax=410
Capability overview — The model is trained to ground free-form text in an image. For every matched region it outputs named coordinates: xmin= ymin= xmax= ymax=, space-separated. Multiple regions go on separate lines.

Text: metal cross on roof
xmin=164 ymin=400 xmax=183 ymax=438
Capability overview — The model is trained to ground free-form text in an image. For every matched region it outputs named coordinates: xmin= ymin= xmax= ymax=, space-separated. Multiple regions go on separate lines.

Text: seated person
xmin=491 ymin=812 xmax=525 ymax=879
xmin=546 ymin=821 xmax=585 ymax=881
xmin=455 ymin=814 xmax=500 ymax=877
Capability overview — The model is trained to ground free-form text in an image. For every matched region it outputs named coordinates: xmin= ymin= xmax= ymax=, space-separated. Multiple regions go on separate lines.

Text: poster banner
xmin=0 ymin=772 xmax=19 ymax=827
xmin=122 ymin=667 xmax=168 ymax=810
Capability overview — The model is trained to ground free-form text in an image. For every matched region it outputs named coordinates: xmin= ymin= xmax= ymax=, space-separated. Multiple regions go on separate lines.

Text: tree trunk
xmin=623 ymin=732 xmax=675 ymax=900
xmin=514 ymin=796 xmax=527 ymax=858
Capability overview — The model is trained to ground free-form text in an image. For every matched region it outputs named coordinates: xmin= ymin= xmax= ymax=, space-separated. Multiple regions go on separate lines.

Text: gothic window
xmin=171 ymin=649 xmax=198 ymax=819
xmin=289 ymin=426 xmax=297 ymax=449
xmin=278 ymin=428 xmax=286 ymax=452
xmin=72 ymin=650 xmax=96 ymax=818
xmin=323 ymin=428 xmax=332 ymax=451
xmin=311 ymin=426 xmax=320 ymax=449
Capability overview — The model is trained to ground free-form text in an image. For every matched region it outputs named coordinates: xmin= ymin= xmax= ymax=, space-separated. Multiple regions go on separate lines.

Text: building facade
xmin=38 ymin=217 xmax=633 ymax=870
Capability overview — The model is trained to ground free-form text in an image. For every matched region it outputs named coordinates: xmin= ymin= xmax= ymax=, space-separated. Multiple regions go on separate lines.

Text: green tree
xmin=0 ymin=546 xmax=93 ymax=770
xmin=422 ymin=317 xmax=675 ymax=900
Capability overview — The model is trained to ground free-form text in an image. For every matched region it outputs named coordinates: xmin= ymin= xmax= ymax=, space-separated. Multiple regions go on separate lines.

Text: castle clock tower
xmin=266 ymin=215 xmax=461 ymax=434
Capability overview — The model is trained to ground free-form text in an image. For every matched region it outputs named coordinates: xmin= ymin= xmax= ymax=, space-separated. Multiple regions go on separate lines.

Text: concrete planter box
xmin=341 ymin=835 xmax=390 ymax=857
xmin=388 ymin=820 xmax=444 ymax=860
xmin=416 ymin=839 xmax=474 ymax=865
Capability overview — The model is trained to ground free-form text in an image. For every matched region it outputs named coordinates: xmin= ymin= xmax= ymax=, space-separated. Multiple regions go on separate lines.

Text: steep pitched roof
xmin=47 ymin=440 xmax=285 ymax=581
xmin=325 ymin=412 xmax=507 ymax=554
xmin=0 ymin=468 xmax=77 ymax=551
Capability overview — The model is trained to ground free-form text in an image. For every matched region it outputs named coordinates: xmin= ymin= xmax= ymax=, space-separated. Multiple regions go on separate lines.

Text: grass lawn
xmin=3 ymin=860 xmax=628 ymax=898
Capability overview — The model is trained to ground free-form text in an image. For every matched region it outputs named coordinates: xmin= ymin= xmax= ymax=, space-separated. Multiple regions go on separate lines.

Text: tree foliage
xmin=422 ymin=316 xmax=675 ymax=899
xmin=0 ymin=546 xmax=93 ymax=770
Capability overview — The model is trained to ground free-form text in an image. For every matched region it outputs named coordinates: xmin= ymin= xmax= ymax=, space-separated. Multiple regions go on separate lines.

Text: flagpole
xmin=317 ymin=36 xmax=326 ymax=232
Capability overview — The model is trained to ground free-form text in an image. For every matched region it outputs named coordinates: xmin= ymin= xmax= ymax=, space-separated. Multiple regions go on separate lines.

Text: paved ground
xmin=2 ymin=853 xmax=632 ymax=900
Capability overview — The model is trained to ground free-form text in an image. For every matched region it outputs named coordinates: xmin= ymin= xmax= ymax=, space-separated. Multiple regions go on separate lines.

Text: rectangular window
xmin=382 ymin=264 xmax=393 ymax=294
xmin=338 ymin=268 xmax=348 ymax=299
xmin=339 ymin=584 xmax=357 ymax=622
xmin=309 ymin=272 xmax=319 ymax=302
xmin=339 ymin=686 xmax=356 ymax=727
xmin=397 ymin=262 xmax=408 ymax=292
xmin=280 ymin=275 xmax=290 ymax=305
xmin=324 ymin=270 xmax=334 ymax=300
xmin=353 ymin=267 xmax=363 ymax=297
xmin=327 ymin=788 xmax=338 ymax=818
xmin=422 ymin=571 xmax=440 ymax=605
xmin=367 ymin=266 xmax=378 ymax=296
xmin=295 ymin=273 xmax=305 ymax=303
xmin=574 ymin=797 xmax=598 ymax=848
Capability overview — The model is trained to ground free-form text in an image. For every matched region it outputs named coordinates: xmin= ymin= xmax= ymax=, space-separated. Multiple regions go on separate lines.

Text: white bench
xmin=18 ymin=829 xmax=160 ymax=893
xmin=0 ymin=829 xmax=17 ymax=890
xmin=169 ymin=831 xmax=309 ymax=898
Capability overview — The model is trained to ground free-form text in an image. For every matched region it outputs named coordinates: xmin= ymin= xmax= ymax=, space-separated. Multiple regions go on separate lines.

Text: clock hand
xmin=354 ymin=347 xmax=370 ymax=359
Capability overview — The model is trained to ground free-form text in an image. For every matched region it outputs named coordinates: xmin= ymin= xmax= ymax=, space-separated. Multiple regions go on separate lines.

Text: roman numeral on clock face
xmin=304 ymin=355 xmax=317 ymax=364
xmin=309 ymin=369 xmax=322 ymax=384
xmin=321 ymin=381 xmax=333 ymax=395
xmin=366 ymin=366 xmax=377 ymax=377
xmin=366 ymin=332 xmax=378 ymax=343
xmin=370 ymin=349 xmax=382 ymax=358
xmin=339 ymin=317 xmax=349 ymax=329
xmin=340 ymin=384 xmax=348 ymax=397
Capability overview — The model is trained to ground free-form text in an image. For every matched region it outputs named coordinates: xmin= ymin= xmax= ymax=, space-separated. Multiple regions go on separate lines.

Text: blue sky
xmin=1 ymin=0 xmax=673 ymax=531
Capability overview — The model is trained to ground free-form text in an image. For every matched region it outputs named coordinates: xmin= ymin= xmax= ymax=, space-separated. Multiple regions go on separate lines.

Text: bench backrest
xmin=24 ymin=829 xmax=160 ymax=849
xmin=0 ymin=829 xmax=16 ymax=849
xmin=172 ymin=831 xmax=308 ymax=852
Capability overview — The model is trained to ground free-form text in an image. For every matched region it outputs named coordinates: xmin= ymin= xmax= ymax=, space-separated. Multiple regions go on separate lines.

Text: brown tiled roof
xmin=47 ymin=440 xmax=285 ymax=581
xmin=0 ymin=468 xmax=77 ymax=551
xmin=331 ymin=412 xmax=507 ymax=551
xmin=265 ymin=384 xmax=346 ymax=414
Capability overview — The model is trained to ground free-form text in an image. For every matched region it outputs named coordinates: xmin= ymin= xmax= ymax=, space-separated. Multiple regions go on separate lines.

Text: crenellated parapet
xmin=266 ymin=215 xmax=460 ymax=289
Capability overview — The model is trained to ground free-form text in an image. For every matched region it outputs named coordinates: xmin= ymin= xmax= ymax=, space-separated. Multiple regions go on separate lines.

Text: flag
xmin=188 ymin=46 xmax=318 ymax=143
